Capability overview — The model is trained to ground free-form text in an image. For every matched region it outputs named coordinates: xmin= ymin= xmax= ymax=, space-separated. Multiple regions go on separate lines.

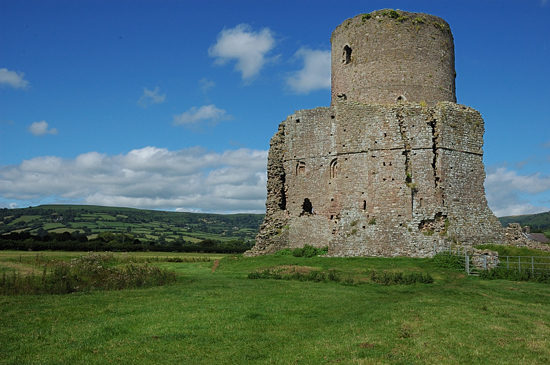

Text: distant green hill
xmin=0 ymin=205 xmax=264 ymax=251
xmin=498 ymin=211 xmax=550 ymax=233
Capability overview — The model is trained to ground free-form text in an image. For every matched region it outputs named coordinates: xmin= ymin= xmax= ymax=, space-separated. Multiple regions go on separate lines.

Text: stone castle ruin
xmin=246 ymin=9 xmax=506 ymax=257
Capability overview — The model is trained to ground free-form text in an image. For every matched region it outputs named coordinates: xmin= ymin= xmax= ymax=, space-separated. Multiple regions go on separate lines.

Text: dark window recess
xmin=342 ymin=45 xmax=352 ymax=64
xmin=279 ymin=171 xmax=287 ymax=210
xmin=302 ymin=198 xmax=313 ymax=215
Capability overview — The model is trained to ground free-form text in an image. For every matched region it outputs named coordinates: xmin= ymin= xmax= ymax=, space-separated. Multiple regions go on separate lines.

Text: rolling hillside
xmin=0 ymin=205 xmax=264 ymax=251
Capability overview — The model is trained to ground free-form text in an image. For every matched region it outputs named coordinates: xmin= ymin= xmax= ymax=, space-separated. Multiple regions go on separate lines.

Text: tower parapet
xmin=331 ymin=10 xmax=456 ymax=106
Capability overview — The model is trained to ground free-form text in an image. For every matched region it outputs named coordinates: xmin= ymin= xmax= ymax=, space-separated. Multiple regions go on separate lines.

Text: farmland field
xmin=1 ymin=250 xmax=550 ymax=364
xmin=0 ymin=205 xmax=264 ymax=250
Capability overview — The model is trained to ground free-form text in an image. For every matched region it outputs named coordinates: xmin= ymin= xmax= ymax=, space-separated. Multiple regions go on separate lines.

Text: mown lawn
xmin=1 ymin=251 xmax=550 ymax=364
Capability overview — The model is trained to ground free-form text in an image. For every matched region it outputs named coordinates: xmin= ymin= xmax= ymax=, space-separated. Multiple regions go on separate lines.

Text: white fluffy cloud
xmin=173 ymin=104 xmax=232 ymax=129
xmin=0 ymin=147 xmax=268 ymax=213
xmin=485 ymin=166 xmax=550 ymax=217
xmin=28 ymin=121 xmax=58 ymax=136
xmin=0 ymin=68 xmax=30 ymax=89
xmin=137 ymin=86 xmax=166 ymax=107
xmin=208 ymin=24 xmax=276 ymax=80
xmin=286 ymin=48 xmax=331 ymax=94
xmin=3 ymin=148 xmax=549 ymax=216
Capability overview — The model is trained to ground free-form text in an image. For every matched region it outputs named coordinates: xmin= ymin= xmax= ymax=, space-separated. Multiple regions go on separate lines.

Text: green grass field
xmin=1 ymin=250 xmax=550 ymax=364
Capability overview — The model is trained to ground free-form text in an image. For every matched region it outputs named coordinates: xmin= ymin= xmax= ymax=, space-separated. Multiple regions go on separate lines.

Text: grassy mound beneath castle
xmin=1 ymin=250 xmax=550 ymax=364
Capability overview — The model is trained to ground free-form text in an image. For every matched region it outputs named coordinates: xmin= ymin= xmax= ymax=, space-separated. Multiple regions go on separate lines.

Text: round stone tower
xmin=331 ymin=9 xmax=456 ymax=106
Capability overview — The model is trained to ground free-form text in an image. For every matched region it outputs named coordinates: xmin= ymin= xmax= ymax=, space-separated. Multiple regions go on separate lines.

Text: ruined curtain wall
xmin=248 ymin=101 xmax=504 ymax=257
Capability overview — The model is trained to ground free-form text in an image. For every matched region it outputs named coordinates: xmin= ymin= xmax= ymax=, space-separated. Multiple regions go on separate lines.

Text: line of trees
xmin=0 ymin=231 xmax=253 ymax=253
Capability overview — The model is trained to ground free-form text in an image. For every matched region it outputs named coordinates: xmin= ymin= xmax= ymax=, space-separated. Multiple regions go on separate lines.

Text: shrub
xmin=479 ymin=267 xmax=550 ymax=283
xmin=388 ymin=10 xmax=400 ymax=19
xmin=0 ymin=252 xmax=177 ymax=295
xmin=248 ymin=268 xmax=433 ymax=286
xmin=248 ymin=268 xmax=340 ymax=283
xmin=291 ymin=245 xmax=327 ymax=258
xmin=369 ymin=270 xmax=434 ymax=285
xmin=432 ymin=21 xmax=449 ymax=32
xmin=247 ymin=270 xmax=283 ymax=280
xmin=274 ymin=248 xmax=294 ymax=256
xmin=165 ymin=256 xmax=210 ymax=263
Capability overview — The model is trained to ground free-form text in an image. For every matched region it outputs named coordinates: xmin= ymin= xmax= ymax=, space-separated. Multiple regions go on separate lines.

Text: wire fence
xmin=493 ymin=255 xmax=550 ymax=273
xmin=433 ymin=245 xmax=550 ymax=276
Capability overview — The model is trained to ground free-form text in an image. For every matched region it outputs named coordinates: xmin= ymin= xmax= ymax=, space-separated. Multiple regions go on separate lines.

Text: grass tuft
xmin=248 ymin=267 xmax=341 ymax=283
xmin=480 ymin=267 xmax=550 ymax=283
xmin=369 ymin=270 xmax=434 ymax=285
xmin=429 ymin=252 xmax=464 ymax=270
xmin=249 ymin=266 xmax=433 ymax=286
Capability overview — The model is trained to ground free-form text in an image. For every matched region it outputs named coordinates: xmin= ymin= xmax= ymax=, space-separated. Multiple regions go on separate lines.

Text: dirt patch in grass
xmin=211 ymin=260 xmax=220 ymax=273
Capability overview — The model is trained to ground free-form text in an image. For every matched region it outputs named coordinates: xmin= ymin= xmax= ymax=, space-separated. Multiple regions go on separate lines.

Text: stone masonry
xmin=246 ymin=10 xmax=506 ymax=257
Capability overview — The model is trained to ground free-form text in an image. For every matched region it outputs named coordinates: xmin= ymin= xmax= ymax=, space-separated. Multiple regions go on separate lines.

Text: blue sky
xmin=1 ymin=0 xmax=549 ymax=216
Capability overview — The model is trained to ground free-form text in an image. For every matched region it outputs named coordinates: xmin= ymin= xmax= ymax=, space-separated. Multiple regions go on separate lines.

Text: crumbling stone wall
xmin=504 ymin=223 xmax=550 ymax=253
xmin=246 ymin=10 xmax=506 ymax=257
xmin=469 ymin=248 xmax=500 ymax=271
